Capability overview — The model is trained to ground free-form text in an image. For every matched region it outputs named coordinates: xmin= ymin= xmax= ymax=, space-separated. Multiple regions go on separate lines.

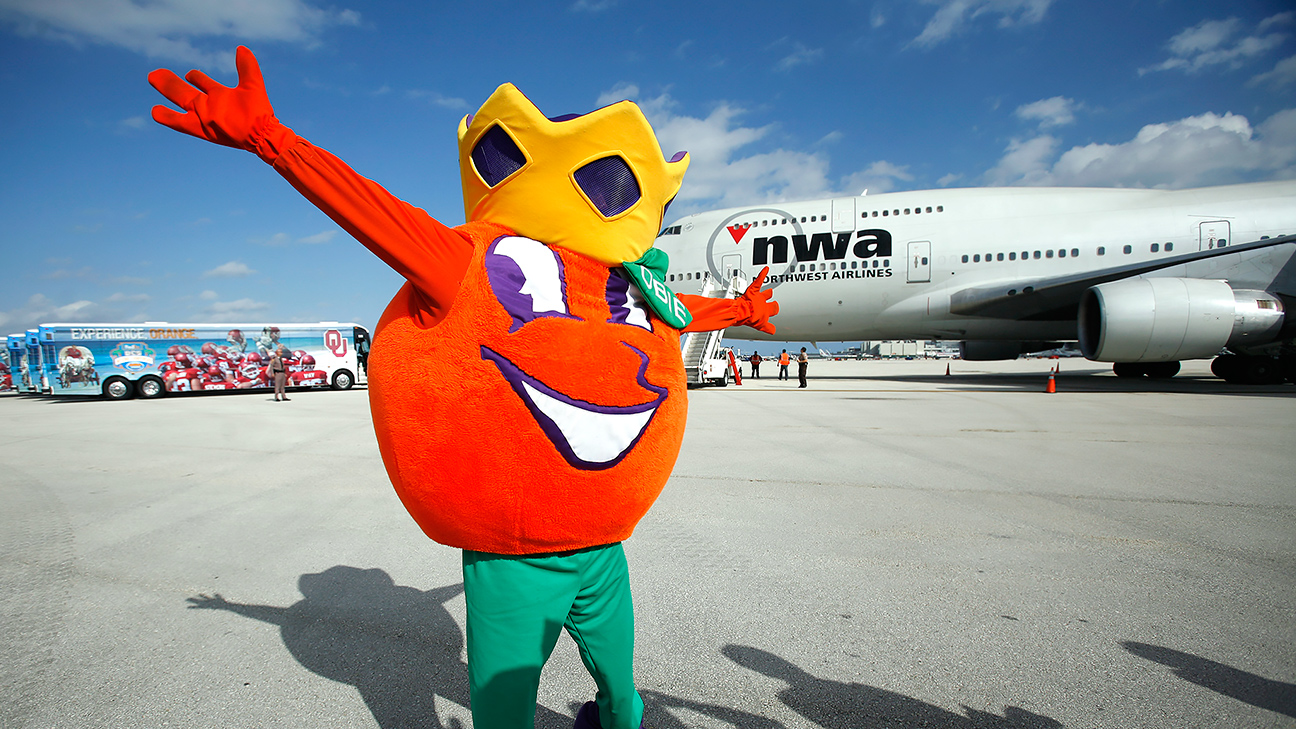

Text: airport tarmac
xmin=2 ymin=359 xmax=1293 ymax=729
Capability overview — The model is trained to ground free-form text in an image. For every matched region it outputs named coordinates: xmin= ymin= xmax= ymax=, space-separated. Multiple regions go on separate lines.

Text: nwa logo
xmin=748 ymin=228 xmax=893 ymax=266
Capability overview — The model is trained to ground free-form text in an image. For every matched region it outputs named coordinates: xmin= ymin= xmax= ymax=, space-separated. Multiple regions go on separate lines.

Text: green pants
xmin=462 ymin=543 xmax=644 ymax=729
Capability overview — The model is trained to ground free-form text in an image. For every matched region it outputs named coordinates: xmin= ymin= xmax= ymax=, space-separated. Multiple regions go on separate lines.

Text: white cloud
xmin=606 ymin=87 xmax=909 ymax=213
xmin=984 ymin=109 xmax=1296 ymax=188
xmin=1015 ymin=96 xmax=1079 ymax=128
xmin=1141 ymin=15 xmax=1290 ymax=75
xmin=296 ymin=230 xmax=337 ymax=244
xmin=842 ymin=161 xmax=915 ymax=195
xmin=0 ymin=293 xmax=148 ymax=332
xmin=937 ymin=172 xmax=964 ymax=187
xmin=912 ymin=0 xmax=1052 ymax=48
xmin=105 ymin=292 xmax=150 ymax=303
xmin=1250 ymin=54 xmax=1296 ymax=88
xmin=0 ymin=0 xmax=361 ymax=68
xmin=774 ymin=42 xmax=824 ymax=72
xmin=199 ymin=290 xmax=219 ymax=300
xmin=404 ymin=89 xmax=469 ymax=110
xmin=202 ymin=260 xmax=255 ymax=277
xmin=204 ymin=298 xmax=269 ymax=316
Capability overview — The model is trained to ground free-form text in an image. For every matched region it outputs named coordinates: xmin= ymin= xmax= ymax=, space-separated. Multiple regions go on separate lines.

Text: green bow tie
xmin=622 ymin=248 xmax=693 ymax=329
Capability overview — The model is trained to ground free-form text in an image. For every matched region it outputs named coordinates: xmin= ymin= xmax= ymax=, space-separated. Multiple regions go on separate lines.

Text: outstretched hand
xmin=149 ymin=46 xmax=275 ymax=150
xmin=736 ymin=266 xmax=779 ymax=334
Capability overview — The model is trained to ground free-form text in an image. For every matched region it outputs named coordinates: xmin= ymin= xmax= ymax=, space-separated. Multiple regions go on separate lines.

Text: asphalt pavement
xmin=2 ymin=358 xmax=1293 ymax=728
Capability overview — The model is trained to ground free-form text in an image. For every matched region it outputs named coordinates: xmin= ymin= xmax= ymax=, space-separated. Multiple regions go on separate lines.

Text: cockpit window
xmin=657 ymin=225 xmax=682 ymax=237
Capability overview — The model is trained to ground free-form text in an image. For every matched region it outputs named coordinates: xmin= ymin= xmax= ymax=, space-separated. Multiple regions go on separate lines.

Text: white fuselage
xmin=654 ymin=181 xmax=1296 ymax=342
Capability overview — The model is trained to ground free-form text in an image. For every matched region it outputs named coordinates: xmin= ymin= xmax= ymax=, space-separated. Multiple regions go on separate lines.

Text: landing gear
xmin=1112 ymin=361 xmax=1180 ymax=379
xmin=1211 ymin=354 xmax=1287 ymax=385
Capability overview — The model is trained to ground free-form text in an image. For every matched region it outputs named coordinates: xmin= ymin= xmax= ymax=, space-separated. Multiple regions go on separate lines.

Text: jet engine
xmin=1078 ymin=278 xmax=1284 ymax=362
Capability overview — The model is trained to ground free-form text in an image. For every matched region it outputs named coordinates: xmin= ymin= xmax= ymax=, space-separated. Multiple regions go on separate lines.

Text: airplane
xmin=653 ymin=180 xmax=1296 ymax=385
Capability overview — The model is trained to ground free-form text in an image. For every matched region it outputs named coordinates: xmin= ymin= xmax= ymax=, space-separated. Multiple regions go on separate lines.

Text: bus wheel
xmin=331 ymin=369 xmax=354 ymax=390
xmin=103 ymin=377 xmax=134 ymax=400
xmin=137 ymin=376 xmax=165 ymax=399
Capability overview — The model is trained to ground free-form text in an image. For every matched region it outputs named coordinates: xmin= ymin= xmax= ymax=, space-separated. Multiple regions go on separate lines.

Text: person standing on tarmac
xmin=269 ymin=350 xmax=289 ymax=401
xmin=749 ymin=352 xmax=762 ymax=379
xmin=797 ymin=347 xmax=809 ymax=388
xmin=778 ymin=349 xmax=791 ymax=380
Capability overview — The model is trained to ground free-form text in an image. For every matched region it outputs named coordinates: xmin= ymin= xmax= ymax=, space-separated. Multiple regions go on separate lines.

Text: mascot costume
xmin=149 ymin=47 xmax=778 ymax=729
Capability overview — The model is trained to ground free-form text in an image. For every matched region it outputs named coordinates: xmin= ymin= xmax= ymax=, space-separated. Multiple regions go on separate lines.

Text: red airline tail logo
xmin=726 ymin=225 xmax=748 ymax=243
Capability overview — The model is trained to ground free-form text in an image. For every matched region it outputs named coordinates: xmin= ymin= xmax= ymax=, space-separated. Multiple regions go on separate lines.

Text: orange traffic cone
xmin=1045 ymin=373 xmax=1056 ymax=393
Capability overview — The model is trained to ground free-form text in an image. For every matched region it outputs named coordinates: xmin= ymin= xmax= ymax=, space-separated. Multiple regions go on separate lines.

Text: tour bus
xmin=2 ymin=335 xmax=19 ymax=392
xmin=26 ymin=329 xmax=48 ymax=393
xmin=6 ymin=335 xmax=27 ymax=392
xmin=35 ymin=322 xmax=371 ymax=400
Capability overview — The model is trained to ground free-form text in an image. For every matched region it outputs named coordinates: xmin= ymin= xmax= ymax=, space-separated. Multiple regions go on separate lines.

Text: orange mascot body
xmin=149 ymin=47 xmax=777 ymax=729
xmin=370 ymin=222 xmax=689 ymax=555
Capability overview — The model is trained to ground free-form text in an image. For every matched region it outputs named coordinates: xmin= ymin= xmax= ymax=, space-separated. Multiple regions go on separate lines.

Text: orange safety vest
xmin=778 ymin=352 xmax=791 ymax=365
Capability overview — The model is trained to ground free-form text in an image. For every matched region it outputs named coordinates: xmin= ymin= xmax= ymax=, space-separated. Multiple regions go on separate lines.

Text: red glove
xmin=149 ymin=46 xmax=279 ymax=152
xmin=734 ymin=267 xmax=779 ymax=334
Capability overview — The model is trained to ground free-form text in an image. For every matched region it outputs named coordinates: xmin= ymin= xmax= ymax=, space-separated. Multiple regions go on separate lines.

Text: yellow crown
xmin=458 ymin=84 xmax=689 ymax=266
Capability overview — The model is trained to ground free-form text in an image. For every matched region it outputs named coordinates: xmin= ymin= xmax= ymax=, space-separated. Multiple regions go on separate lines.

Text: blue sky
xmin=1 ymin=0 xmax=1294 ymax=351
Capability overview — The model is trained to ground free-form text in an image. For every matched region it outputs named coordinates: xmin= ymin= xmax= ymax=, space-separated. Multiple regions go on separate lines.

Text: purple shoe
xmin=573 ymin=701 xmax=645 ymax=729
xmin=574 ymin=702 xmax=602 ymax=729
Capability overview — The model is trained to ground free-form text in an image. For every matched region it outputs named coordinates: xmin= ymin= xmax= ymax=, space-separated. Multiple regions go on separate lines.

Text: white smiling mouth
xmin=480 ymin=344 xmax=668 ymax=470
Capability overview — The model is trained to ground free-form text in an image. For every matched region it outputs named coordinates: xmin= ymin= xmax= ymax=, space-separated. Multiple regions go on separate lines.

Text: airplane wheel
xmin=1244 ymin=356 xmax=1285 ymax=385
xmin=1112 ymin=362 xmax=1143 ymax=378
xmin=1211 ymin=355 xmax=1243 ymax=383
xmin=1146 ymin=361 xmax=1180 ymax=379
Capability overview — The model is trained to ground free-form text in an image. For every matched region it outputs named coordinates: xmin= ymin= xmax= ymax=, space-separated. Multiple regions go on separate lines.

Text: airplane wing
xmin=947 ymin=234 xmax=1296 ymax=319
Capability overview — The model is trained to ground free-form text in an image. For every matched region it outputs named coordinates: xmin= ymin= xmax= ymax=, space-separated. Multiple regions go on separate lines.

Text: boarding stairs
xmin=680 ymin=271 xmax=748 ymax=386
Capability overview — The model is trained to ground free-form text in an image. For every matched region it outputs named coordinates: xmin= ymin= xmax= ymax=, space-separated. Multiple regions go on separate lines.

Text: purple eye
xmin=574 ymin=156 xmax=641 ymax=217
xmin=471 ymin=125 xmax=527 ymax=187
xmin=485 ymin=236 xmax=578 ymax=332
xmin=605 ymin=271 xmax=653 ymax=331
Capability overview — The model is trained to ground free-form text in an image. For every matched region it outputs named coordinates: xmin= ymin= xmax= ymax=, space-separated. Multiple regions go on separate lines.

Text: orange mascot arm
xmin=677 ymin=266 xmax=779 ymax=334
xmin=149 ymin=46 xmax=471 ymax=325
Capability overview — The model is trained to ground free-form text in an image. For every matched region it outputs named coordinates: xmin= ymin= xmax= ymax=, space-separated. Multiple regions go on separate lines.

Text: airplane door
xmin=720 ymin=254 xmax=743 ymax=284
xmin=831 ymin=198 xmax=856 ymax=232
xmin=1199 ymin=220 xmax=1230 ymax=250
xmin=907 ymin=241 xmax=931 ymax=283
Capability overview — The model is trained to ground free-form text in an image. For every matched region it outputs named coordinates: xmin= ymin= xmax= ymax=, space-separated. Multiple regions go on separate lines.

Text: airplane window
xmin=937 ymin=206 xmax=943 ymax=212
xmin=1033 ymin=251 xmax=1041 ymax=259
xmin=962 ymin=255 xmax=968 ymax=263
xmin=921 ymin=257 xmax=928 ymax=265
xmin=1059 ymin=249 xmax=1066 ymax=258
xmin=799 ymin=265 xmax=806 ymax=272
xmin=926 ymin=207 xmax=932 ymax=213
xmin=820 ymin=263 xmax=826 ymax=271
xmin=904 ymin=208 xmax=910 ymax=215
xmin=883 ymin=259 xmax=889 ymax=267
xmin=1009 ymin=252 xmax=1016 ymax=261
xmin=1046 ymin=250 xmax=1054 ymax=258
xmin=1071 ymin=248 xmax=1079 ymax=257
xmin=872 ymin=260 xmax=879 ymax=268
xmin=686 ymin=273 xmax=691 ymax=280
xmin=851 ymin=261 xmax=858 ymax=268
xmin=893 ymin=210 xmax=900 ymax=216
xmin=1123 ymin=245 xmax=1132 ymax=254
xmin=1021 ymin=251 xmax=1028 ymax=259
xmin=1150 ymin=243 xmax=1159 ymax=252
xmin=829 ymin=262 xmax=835 ymax=270
xmin=1165 ymin=242 xmax=1173 ymax=251
xmin=872 ymin=211 xmax=878 ymax=217
xmin=882 ymin=210 xmax=888 ymax=216
xmin=668 ymin=274 xmax=674 ymax=282
xmin=1219 ymin=239 xmax=1227 ymax=246
xmin=997 ymin=253 xmax=1004 ymax=261
xmin=800 ymin=217 xmax=806 ymax=223
xmin=1097 ymin=247 xmax=1105 ymax=255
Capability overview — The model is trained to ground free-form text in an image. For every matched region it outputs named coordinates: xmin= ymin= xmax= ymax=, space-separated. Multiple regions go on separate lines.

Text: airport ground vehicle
xmin=34 ymin=322 xmax=370 ymax=400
